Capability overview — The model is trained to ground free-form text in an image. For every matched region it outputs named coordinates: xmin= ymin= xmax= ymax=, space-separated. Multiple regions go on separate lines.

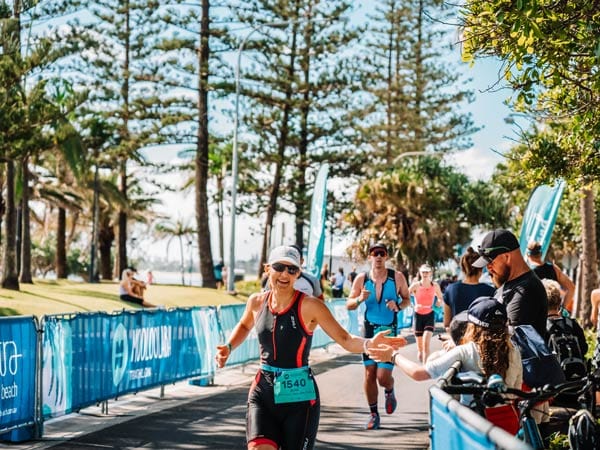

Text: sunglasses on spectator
xmin=271 ymin=262 xmax=300 ymax=275
xmin=477 ymin=245 xmax=511 ymax=258
xmin=371 ymin=250 xmax=387 ymax=257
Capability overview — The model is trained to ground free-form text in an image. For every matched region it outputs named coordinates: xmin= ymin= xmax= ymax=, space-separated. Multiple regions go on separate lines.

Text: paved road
xmin=16 ymin=333 xmax=438 ymax=450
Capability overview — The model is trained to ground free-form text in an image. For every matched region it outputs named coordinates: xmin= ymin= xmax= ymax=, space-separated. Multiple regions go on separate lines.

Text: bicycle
xmin=442 ymin=371 xmax=597 ymax=449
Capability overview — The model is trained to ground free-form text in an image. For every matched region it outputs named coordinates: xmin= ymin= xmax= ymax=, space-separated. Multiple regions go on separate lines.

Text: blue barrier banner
xmin=397 ymin=306 xmax=414 ymax=329
xmin=42 ymin=307 xmax=218 ymax=418
xmin=430 ymin=387 xmax=493 ymax=450
xmin=218 ymin=304 xmax=260 ymax=367
xmin=0 ymin=316 xmax=37 ymax=433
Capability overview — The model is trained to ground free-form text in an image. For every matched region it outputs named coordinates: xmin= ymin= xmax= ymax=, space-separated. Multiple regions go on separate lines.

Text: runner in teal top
xmin=346 ymin=242 xmax=410 ymax=431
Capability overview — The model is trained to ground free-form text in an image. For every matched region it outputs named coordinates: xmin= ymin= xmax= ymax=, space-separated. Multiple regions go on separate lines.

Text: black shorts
xmin=120 ymin=294 xmax=143 ymax=305
xmin=413 ymin=311 xmax=435 ymax=336
xmin=362 ymin=320 xmax=396 ymax=365
xmin=247 ymin=369 xmax=320 ymax=450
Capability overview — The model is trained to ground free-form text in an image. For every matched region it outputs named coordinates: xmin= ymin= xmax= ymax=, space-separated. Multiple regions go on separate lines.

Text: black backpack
xmin=546 ymin=317 xmax=587 ymax=381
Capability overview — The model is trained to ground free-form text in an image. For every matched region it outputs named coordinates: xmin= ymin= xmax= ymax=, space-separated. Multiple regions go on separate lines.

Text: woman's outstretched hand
xmin=215 ymin=344 xmax=230 ymax=368
xmin=370 ymin=330 xmax=407 ymax=350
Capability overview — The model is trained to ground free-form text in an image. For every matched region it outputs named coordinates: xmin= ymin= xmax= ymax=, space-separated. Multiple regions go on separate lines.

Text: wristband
xmin=355 ymin=298 xmax=362 ymax=306
xmin=226 ymin=343 xmax=232 ymax=353
xmin=362 ymin=338 xmax=371 ymax=354
xmin=391 ymin=350 xmax=400 ymax=365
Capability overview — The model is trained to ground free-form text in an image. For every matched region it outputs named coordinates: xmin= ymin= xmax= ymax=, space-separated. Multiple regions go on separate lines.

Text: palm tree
xmin=155 ymin=218 xmax=196 ymax=285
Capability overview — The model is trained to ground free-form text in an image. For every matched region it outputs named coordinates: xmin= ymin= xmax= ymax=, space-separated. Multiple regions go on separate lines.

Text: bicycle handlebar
xmin=443 ymin=377 xmax=588 ymax=402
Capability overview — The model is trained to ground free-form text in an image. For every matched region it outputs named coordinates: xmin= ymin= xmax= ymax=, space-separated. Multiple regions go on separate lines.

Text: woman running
xmin=409 ymin=264 xmax=443 ymax=363
xmin=215 ymin=245 xmax=407 ymax=450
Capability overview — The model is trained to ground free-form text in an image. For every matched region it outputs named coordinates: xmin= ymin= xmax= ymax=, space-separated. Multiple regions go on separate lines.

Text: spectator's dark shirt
xmin=443 ymin=282 xmax=495 ymax=317
xmin=496 ymin=271 xmax=548 ymax=337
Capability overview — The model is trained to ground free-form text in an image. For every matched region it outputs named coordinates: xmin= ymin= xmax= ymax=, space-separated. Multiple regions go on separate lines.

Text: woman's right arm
xmin=216 ymin=293 xmax=262 ymax=368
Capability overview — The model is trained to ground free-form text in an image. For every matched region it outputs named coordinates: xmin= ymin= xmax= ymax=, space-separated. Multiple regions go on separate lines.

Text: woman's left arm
xmin=303 ymin=298 xmax=406 ymax=353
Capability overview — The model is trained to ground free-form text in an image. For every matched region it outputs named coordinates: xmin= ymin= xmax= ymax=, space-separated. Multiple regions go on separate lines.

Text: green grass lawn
xmin=0 ymin=279 xmax=253 ymax=317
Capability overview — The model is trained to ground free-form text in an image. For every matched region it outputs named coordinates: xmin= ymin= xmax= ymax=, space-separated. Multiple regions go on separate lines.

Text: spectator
xmin=443 ymin=247 xmax=495 ymax=329
xmin=214 ymin=260 xmax=225 ymax=289
xmin=119 ymin=268 xmax=155 ymax=307
xmin=543 ymin=278 xmax=587 ymax=356
xmin=527 ymin=241 xmax=575 ymax=314
xmin=348 ymin=266 xmax=358 ymax=284
xmin=472 ymin=229 xmax=548 ymax=338
xmin=331 ymin=267 xmax=345 ymax=298
xmin=439 ymin=273 xmax=453 ymax=293
xmin=369 ymin=296 xmax=522 ymax=397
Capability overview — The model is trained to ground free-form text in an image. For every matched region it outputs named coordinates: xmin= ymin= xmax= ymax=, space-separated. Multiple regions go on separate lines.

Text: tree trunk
xmin=578 ymin=186 xmax=598 ymax=327
xmin=118 ymin=2 xmax=131 ymax=279
xmin=195 ymin=0 xmax=216 ymax=288
xmin=99 ymin=220 xmax=115 ymax=281
xmin=19 ymin=156 xmax=32 ymax=283
xmin=118 ymin=160 xmax=128 ymax=277
xmin=2 ymin=159 xmax=20 ymax=290
xmin=56 ymin=207 xmax=67 ymax=278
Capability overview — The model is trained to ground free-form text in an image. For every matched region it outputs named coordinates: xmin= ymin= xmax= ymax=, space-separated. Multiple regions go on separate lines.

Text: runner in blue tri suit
xmin=215 ymin=245 xmax=407 ymax=450
xmin=346 ymin=242 xmax=410 ymax=430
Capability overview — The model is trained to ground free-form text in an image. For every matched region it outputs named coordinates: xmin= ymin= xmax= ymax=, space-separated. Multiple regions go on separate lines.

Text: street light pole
xmin=227 ymin=21 xmax=294 ymax=292
xmin=89 ymin=152 xmax=100 ymax=283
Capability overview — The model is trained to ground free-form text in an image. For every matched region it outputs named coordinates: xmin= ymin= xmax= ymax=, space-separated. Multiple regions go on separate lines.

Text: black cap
xmin=467 ymin=296 xmax=507 ymax=329
xmin=369 ymin=242 xmax=387 ymax=253
xmin=472 ymin=229 xmax=520 ymax=268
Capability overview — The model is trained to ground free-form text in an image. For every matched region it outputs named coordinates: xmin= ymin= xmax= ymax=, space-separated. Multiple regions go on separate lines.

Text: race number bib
xmin=374 ymin=325 xmax=396 ymax=337
xmin=272 ymin=367 xmax=316 ymax=404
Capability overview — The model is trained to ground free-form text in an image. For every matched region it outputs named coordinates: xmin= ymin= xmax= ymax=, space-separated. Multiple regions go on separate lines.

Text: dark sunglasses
xmin=271 ymin=262 xmax=300 ymax=275
xmin=371 ymin=250 xmax=387 ymax=257
xmin=477 ymin=245 xmax=511 ymax=258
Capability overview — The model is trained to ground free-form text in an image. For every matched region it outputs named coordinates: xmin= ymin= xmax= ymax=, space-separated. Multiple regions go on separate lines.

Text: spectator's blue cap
xmin=467 ymin=296 xmax=507 ymax=329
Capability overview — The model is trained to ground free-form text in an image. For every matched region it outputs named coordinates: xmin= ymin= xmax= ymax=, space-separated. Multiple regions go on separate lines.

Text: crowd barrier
xmin=0 ymin=316 xmax=39 ymax=442
xmin=429 ymin=363 xmax=531 ymax=450
xmin=0 ymin=296 xmax=429 ymax=443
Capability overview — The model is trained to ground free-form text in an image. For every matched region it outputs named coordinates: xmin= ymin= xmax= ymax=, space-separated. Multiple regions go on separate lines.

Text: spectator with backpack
xmin=543 ymin=278 xmax=587 ymax=382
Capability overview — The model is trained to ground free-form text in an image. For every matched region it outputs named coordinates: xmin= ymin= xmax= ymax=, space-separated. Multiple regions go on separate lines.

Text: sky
xmin=139 ymin=3 xmax=521 ymax=266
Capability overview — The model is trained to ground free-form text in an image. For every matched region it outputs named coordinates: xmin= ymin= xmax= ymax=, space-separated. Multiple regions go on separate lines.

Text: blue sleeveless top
xmin=363 ymin=270 xmax=398 ymax=326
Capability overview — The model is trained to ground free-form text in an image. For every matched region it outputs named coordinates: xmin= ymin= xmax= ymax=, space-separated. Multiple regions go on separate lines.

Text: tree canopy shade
xmin=344 ymin=157 xmax=510 ymax=272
